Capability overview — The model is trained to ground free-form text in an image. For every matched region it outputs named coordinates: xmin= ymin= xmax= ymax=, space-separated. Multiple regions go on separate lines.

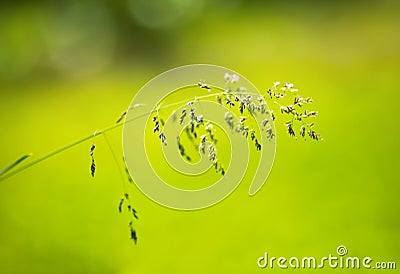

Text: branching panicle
xmin=265 ymin=82 xmax=322 ymax=141
xmin=1 ymin=72 xmax=323 ymax=247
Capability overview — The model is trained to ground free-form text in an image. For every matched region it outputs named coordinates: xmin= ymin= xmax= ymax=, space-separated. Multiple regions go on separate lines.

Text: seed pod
xmin=118 ymin=198 xmax=124 ymax=213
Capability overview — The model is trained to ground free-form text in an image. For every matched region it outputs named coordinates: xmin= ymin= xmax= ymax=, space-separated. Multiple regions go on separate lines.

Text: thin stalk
xmin=0 ymin=111 xmax=152 ymax=182
xmin=0 ymin=154 xmax=32 ymax=176
xmin=0 ymin=87 xmax=261 ymax=183
xmin=102 ymin=131 xmax=128 ymax=192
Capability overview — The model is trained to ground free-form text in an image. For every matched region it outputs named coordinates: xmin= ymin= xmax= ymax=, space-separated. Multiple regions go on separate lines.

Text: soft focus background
xmin=0 ymin=0 xmax=399 ymax=273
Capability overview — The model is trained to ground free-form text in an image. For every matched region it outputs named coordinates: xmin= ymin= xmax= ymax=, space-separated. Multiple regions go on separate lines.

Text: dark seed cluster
xmin=198 ymin=80 xmax=211 ymax=91
xmin=220 ymin=86 xmax=276 ymax=147
xmin=90 ymin=144 xmax=96 ymax=177
xmin=266 ymin=82 xmax=322 ymax=141
xmin=152 ymin=115 xmax=167 ymax=146
xmin=177 ymin=136 xmax=192 ymax=162
xmin=172 ymin=102 xmax=225 ymax=176
xmin=119 ymin=192 xmax=139 ymax=244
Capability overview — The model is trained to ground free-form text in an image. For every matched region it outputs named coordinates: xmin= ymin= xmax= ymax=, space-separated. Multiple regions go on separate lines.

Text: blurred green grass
xmin=1 ymin=1 xmax=399 ymax=273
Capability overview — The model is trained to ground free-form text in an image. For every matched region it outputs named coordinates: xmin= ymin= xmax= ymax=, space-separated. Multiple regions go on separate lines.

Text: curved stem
xmin=0 ymin=111 xmax=152 ymax=182
xmin=0 ymin=87 xmax=261 ymax=183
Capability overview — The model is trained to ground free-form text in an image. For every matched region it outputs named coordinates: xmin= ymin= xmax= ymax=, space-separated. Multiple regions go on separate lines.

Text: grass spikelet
xmin=89 ymin=131 xmax=98 ymax=178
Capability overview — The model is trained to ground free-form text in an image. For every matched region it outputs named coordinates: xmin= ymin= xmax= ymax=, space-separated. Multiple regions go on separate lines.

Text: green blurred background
xmin=0 ymin=0 xmax=399 ymax=273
